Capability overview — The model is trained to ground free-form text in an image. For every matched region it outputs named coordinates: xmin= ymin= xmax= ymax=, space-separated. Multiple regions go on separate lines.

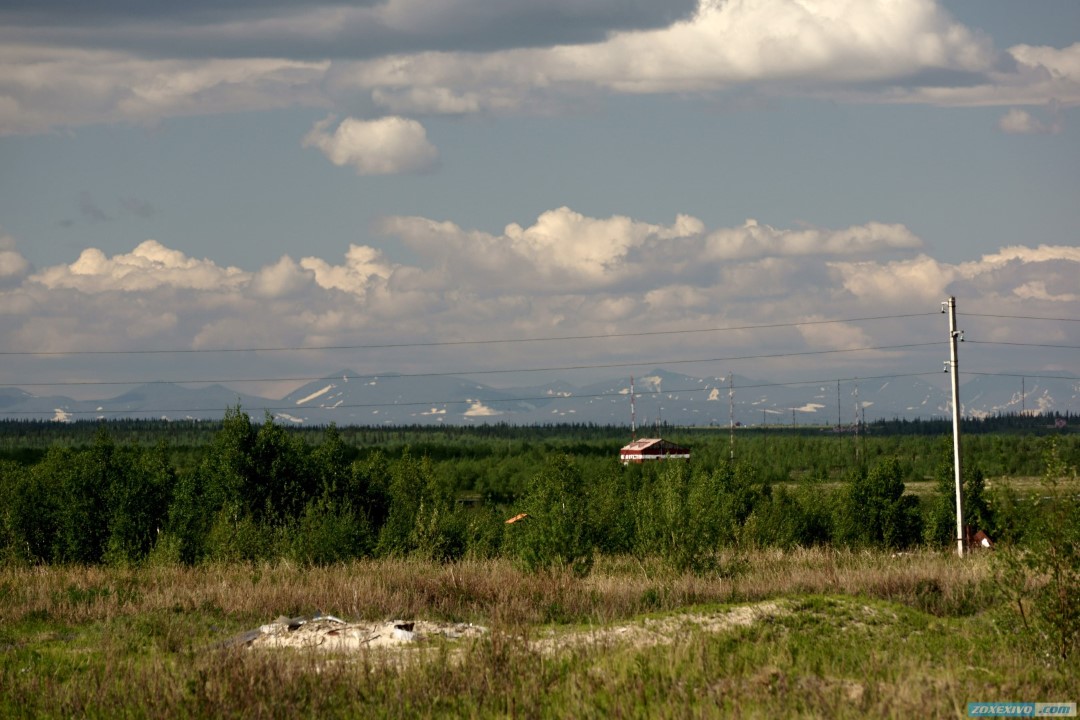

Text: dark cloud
xmin=0 ymin=0 xmax=698 ymax=60
xmin=0 ymin=0 xmax=378 ymax=24
xmin=79 ymin=192 xmax=111 ymax=223
xmin=119 ymin=196 xmax=158 ymax=218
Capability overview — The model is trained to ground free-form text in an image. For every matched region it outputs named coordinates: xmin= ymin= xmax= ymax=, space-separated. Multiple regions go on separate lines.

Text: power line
xmin=0 ymin=342 xmax=942 ymax=389
xmin=0 ymin=312 xmax=939 ymax=357
xmin=962 ymin=371 xmax=1079 ymax=381
xmin=960 ymin=312 xmax=1080 ymax=323
xmin=0 ymin=370 xmax=945 ymax=417
xmin=965 ymin=341 xmax=1080 ymax=350
xmin=734 ymin=372 xmax=940 ymax=390
xmin=9 ymin=367 xmax=1076 ymax=419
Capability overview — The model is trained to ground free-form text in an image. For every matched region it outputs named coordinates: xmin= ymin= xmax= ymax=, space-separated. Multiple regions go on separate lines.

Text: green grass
xmin=0 ymin=552 xmax=1075 ymax=718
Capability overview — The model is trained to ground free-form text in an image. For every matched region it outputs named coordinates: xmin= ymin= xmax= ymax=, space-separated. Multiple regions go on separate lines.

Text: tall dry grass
xmin=0 ymin=548 xmax=995 ymax=630
xmin=4 ymin=550 xmax=1070 ymax=720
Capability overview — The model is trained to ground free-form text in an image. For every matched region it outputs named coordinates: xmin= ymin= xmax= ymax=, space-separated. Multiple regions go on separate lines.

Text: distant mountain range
xmin=1 ymin=368 xmax=1077 ymax=426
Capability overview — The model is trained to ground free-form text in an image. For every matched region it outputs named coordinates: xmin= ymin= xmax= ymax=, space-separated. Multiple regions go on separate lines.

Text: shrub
xmin=288 ymin=495 xmax=373 ymax=566
xmin=994 ymin=438 xmax=1080 ymax=661
xmin=834 ymin=457 xmax=922 ymax=550
xmin=744 ymin=485 xmax=832 ymax=550
xmin=924 ymin=438 xmax=995 ymax=547
xmin=507 ymin=454 xmax=594 ymax=575
xmin=376 ymin=450 xmax=463 ymax=560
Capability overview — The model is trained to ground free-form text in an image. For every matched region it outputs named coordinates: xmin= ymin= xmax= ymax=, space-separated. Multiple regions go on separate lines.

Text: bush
xmin=632 ymin=461 xmax=766 ymax=572
xmin=994 ymin=439 xmax=1080 ymax=661
xmin=376 ymin=450 xmax=463 ymax=560
xmin=924 ymin=438 xmax=995 ymax=547
xmin=0 ymin=459 xmax=59 ymax=564
xmin=508 ymin=454 xmax=594 ymax=575
xmin=288 ymin=495 xmax=373 ymax=565
xmin=834 ymin=457 xmax=922 ymax=550
xmin=744 ymin=485 xmax=833 ymax=550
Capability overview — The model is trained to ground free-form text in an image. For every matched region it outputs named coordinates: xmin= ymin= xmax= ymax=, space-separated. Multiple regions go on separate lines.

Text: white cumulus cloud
xmin=379 ymin=208 xmax=925 ymax=295
xmin=0 ymin=43 xmax=329 ymax=135
xmin=0 ymin=232 xmax=30 ymax=280
xmin=300 ymin=244 xmax=397 ymax=295
xmin=1 ymin=213 xmax=1076 ymax=390
xmin=29 ymin=239 xmax=248 ymax=292
xmin=302 ymin=115 xmax=439 ymax=175
xmin=336 ymin=0 xmax=998 ymax=107
xmin=249 ymin=255 xmax=315 ymax=299
xmin=1 ymin=2 xmax=1076 ymax=133
xmin=702 ymin=220 xmax=921 ymax=260
xmin=998 ymin=103 xmax=1064 ymax=134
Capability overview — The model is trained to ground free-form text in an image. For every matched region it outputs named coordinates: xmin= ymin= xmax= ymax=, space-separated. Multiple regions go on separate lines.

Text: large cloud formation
xmin=1 ymin=210 xmax=1075 ymax=389
xmin=1 ymin=0 xmax=1077 ymax=134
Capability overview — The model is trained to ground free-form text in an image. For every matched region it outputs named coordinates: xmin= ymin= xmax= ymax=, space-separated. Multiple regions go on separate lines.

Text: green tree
xmin=744 ymin=485 xmax=833 ymax=550
xmin=586 ymin=461 xmax=635 ymax=555
xmin=631 ymin=461 xmax=762 ymax=571
xmin=55 ymin=433 xmax=114 ymax=563
xmin=924 ymin=438 xmax=995 ymax=547
xmin=197 ymin=405 xmax=257 ymax=514
xmin=162 ymin=470 xmax=211 ymax=564
xmin=250 ymin=414 xmax=313 ymax=523
xmin=0 ymin=460 xmax=60 ymax=564
xmin=835 ymin=457 xmax=922 ymax=550
xmin=104 ymin=442 xmax=172 ymax=565
xmin=376 ymin=450 xmax=462 ymax=560
xmin=508 ymin=454 xmax=594 ymax=575
xmin=994 ymin=438 xmax=1080 ymax=661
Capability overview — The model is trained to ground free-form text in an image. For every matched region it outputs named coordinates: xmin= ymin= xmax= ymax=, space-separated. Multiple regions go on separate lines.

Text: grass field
xmin=2 ymin=550 xmax=1075 ymax=718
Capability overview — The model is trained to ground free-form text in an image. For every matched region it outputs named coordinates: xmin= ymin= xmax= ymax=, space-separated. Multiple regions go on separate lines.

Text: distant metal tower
xmin=729 ymin=373 xmax=735 ymax=461
xmin=837 ymin=379 xmax=842 ymax=432
xmin=630 ymin=375 xmax=637 ymax=440
xmin=853 ymin=378 xmax=861 ymax=463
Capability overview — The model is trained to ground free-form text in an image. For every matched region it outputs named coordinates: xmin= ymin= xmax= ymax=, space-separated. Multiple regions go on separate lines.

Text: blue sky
xmin=0 ymin=0 xmax=1077 ymax=406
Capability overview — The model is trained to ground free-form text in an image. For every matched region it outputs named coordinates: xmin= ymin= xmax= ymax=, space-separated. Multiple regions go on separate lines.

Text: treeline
xmin=1 ymin=410 xmax=1074 ymax=448
xmin=1 ymin=407 xmax=1075 ymax=571
xmin=2 ymin=414 xmax=1077 ymax=488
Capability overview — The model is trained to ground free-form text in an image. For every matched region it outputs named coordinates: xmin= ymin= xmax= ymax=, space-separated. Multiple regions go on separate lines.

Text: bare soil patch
xmin=529 ymin=599 xmax=790 ymax=654
xmin=236 ymin=600 xmax=790 ymax=660
xmin=239 ymin=616 xmax=486 ymax=652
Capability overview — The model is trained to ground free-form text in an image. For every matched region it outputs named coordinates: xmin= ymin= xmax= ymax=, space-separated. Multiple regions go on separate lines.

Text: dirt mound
xmin=231 ymin=600 xmax=786 ymax=657
xmin=230 ymin=615 xmax=486 ymax=652
xmin=531 ymin=600 xmax=789 ymax=654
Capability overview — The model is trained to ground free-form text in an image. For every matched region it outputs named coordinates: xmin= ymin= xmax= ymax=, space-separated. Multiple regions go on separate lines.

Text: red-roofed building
xmin=619 ymin=438 xmax=691 ymax=464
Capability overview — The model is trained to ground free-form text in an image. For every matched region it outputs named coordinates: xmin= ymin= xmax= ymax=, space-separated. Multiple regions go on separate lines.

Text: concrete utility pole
xmin=943 ymin=297 xmax=965 ymax=558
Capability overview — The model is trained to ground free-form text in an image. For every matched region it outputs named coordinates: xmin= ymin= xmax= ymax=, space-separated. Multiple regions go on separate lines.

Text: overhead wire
xmin=5 ymin=367 xmax=1073 ymax=418
xmin=0 ymin=312 xmax=939 ymax=357
xmin=964 ymin=341 xmax=1080 ymax=350
xmin=961 ymin=371 xmax=1079 ymax=381
xmin=960 ymin=312 xmax=1080 ymax=323
xmin=0 ymin=370 xmax=948 ymax=417
xmin=2 ymin=307 xmax=1075 ymax=417
xmin=0 ymin=343 xmax=941 ymax=388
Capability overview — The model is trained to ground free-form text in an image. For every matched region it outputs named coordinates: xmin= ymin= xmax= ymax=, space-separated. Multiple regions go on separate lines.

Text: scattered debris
xmin=228 ymin=602 xmax=785 ymax=656
xmin=224 ymin=615 xmax=486 ymax=652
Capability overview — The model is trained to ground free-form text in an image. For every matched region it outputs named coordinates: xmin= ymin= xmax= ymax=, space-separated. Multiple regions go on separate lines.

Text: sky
xmin=0 ymin=0 xmax=1077 ymax=408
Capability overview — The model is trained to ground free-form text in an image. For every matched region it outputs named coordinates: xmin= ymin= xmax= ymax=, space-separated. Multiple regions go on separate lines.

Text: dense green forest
xmin=0 ymin=410 xmax=1076 ymax=570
